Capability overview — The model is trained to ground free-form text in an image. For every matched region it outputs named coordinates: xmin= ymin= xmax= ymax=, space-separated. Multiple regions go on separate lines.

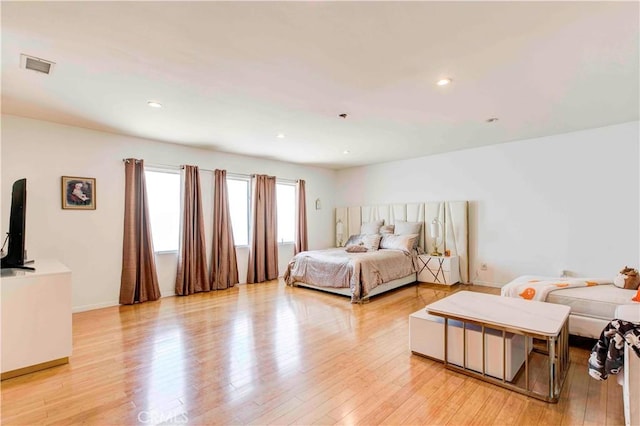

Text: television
xmin=1 ymin=178 xmax=34 ymax=270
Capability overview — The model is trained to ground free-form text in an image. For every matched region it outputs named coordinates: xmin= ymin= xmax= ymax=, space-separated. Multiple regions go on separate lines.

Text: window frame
xmin=276 ymin=180 xmax=297 ymax=245
xmin=226 ymin=175 xmax=251 ymax=247
xmin=144 ymin=166 xmax=182 ymax=254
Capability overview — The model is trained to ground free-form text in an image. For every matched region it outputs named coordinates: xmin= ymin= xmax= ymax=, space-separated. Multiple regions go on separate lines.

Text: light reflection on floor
xmin=228 ymin=311 xmax=256 ymax=390
xmin=273 ymin=304 xmax=301 ymax=374
xmin=144 ymin=326 xmax=188 ymax=425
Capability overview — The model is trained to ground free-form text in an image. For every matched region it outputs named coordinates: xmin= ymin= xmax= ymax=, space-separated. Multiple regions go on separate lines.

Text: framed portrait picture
xmin=61 ymin=176 xmax=96 ymax=210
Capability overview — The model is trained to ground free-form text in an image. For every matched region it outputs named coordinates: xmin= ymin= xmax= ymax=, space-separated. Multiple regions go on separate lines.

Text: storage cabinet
xmin=417 ymin=255 xmax=460 ymax=285
xmin=1 ymin=259 xmax=72 ymax=379
xmin=409 ymin=308 xmax=527 ymax=381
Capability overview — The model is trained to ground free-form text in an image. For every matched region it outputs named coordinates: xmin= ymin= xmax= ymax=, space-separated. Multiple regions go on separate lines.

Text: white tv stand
xmin=1 ymin=259 xmax=72 ymax=379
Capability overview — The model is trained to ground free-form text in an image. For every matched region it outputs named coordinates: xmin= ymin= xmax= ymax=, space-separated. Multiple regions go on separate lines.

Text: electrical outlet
xmin=480 ymin=263 xmax=488 ymax=271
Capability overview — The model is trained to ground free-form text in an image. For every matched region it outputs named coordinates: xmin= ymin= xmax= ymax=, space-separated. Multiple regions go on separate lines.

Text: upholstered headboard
xmin=335 ymin=201 xmax=469 ymax=283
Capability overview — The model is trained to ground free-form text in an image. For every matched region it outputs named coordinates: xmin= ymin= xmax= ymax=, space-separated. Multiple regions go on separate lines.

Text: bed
xmin=501 ymin=275 xmax=639 ymax=338
xmin=284 ymin=247 xmax=419 ymax=302
xmin=285 ymin=201 xmax=469 ymax=302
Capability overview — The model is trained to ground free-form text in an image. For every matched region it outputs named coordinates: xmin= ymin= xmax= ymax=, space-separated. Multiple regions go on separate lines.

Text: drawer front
xmin=418 ymin=269 xmax=456 ymax=285
xmin=418 ymin=256 xmax=460 ymax=285
xmin=421 ymin=256 xmax=452 ymax=272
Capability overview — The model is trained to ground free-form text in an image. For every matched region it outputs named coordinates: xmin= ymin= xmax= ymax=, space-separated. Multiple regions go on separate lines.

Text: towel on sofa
xmin=501 ymin=276 xmax=610 ymax=301
xmin=588 ymin=319 xmax=640 ymax=381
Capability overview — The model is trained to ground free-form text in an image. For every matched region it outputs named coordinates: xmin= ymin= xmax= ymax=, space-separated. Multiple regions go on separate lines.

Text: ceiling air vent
xmin=20 ymin=54 xmax=55 ymax=75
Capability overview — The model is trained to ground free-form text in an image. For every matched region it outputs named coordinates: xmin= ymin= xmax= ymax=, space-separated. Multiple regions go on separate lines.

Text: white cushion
xmin=394 ymin=220 xmax=422 ymax=235
xmin=380 ymin=234 xmax=418 ymax=253
xmin=360 ymin=220 xmax=384 ymax=235
xmin=546 ymin=284 xmax=638 ymax=320
xmin=360 ymin=234 xmax=382 ymax=251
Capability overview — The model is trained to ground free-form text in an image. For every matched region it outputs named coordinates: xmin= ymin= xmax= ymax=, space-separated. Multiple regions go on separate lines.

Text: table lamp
xmin=430 ymin=218 xmax=443 ymax=256
xmin=336 ymin=220 xmax=344 ymax=247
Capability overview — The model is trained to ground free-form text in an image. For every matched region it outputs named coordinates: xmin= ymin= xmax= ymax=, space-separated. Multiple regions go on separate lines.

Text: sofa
xmin=501 ymin=275 xmax=638 ymax=339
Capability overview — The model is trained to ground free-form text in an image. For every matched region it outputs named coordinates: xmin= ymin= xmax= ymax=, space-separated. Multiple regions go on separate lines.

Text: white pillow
xmin=360 ymin=220 xmax=384 ymax=235
xmin=345 ymin=234 xmax=363 ymax=247
xmin=394 ymin=221 xmax=422 ymax=248
xmin=380 ymin=234 xmax=418 ymax=253
xmin=380 ymin=225 xmax=395 ymax=235
xmin=395 ymin=220 xmax=422 ymax=235
xmin=613 ymin=274 xmax=626 ymax=289
xmin=360 ymin=234 xmax=382 ymax=251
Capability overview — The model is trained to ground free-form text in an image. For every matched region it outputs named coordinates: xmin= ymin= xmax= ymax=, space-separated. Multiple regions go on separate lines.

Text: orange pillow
xmin=633 ymin=287 xmax=640 ymax=302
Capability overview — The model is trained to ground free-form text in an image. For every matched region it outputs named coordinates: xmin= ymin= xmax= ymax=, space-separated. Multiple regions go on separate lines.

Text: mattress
xmin=284 ymin=247 xmax=417 ymax=302
xmin=546 ymin=284 xmax=637 ymax=320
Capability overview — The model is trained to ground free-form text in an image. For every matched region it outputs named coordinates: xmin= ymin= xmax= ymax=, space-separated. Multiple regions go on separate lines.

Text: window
xmin=227 ymin=177 xmax=250 ymax=246
xmin=145 ymin=170 xmax=180 ymax=252
xmin=276 ymin=182 xmax=295 ymax=243
xmin=226 ymin=178 xmax=296 ymax=246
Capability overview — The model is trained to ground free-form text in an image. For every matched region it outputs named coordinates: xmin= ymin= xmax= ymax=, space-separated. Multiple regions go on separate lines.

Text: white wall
xmin=336 ymin=121 xmax=640 ymax=286
xmin=1 ymin=115 xmax=337 ymax=311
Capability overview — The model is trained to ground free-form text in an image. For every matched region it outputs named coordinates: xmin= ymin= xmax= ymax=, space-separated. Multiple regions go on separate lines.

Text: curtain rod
xmin=122 ymin=159 xmax=300 ymax=183
xmin=248 ymin=174 xmax=297 ymax=184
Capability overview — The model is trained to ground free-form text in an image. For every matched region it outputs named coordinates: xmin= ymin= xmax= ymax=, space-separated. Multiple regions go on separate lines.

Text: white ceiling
xmin=2 ymin=2 xmax=638 ymax=169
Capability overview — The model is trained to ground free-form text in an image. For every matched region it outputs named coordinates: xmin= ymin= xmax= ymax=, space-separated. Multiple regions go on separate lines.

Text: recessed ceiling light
xmin=276 ymin=133 xmax=285 ymax=139
xmin=486 ymin=117 xmax=499 ymax=123
xmin=147 ymin=101 xmax=162 ymax=108
xmin=343 ymin=150 xmax=350 ymax=155
xmin=436 ymin=78 xmax=452 ymax=86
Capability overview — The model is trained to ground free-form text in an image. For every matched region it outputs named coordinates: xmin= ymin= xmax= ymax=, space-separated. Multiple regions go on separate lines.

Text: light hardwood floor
xmin=1 ymin=280 xmax=624 ymax=425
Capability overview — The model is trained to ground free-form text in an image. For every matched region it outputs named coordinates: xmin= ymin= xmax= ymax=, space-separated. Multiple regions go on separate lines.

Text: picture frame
xmin=61 ymin=176 xmax=96 ymax=210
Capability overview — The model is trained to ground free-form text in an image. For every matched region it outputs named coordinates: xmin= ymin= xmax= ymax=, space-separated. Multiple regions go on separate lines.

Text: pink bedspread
xmin=284 ymin=248 xmax=417 ymax=302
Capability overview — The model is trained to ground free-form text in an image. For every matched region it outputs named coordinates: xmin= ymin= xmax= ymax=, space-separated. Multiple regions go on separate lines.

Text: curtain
xmin=119 ymin=159 xmax=161 ymax=304
xmin=294 ymin=179 xmax=308 ymax=254
xmin=175 ymin=165 xmax=209 ymax=295
xmin=211 ymin=169 xmax=239 ymax=289
xmin=247 ymin=174 xmax=278 ymax=283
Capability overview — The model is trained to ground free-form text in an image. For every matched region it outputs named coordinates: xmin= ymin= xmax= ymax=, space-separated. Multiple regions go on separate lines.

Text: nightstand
xmin=417 ymin=255 xmax=460 ymax=285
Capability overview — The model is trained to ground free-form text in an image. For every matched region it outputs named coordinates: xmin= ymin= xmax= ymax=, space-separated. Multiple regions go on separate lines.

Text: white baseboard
xmin=471 ymin=280 xmax=503 ymax=288
xmin=72 ymin=292 xmax=176 ymax=313
xmin=72 ymin=300 xmax=119 ymax=313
